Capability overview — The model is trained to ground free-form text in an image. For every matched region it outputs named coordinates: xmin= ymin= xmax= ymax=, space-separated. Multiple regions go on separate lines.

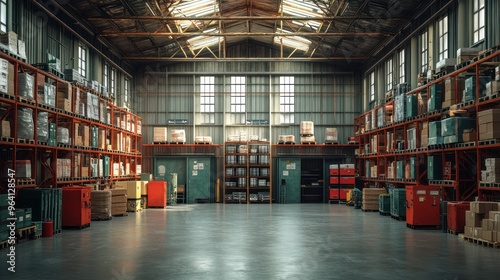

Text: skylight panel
xmin=187 ymin=28 xmax=223 ymax=50
xmin=274 ymin=28 xmax=311 ymax=52
xmin=169 ymin=0 xmax=219 ymax=30
xmin=281 ymin=0 xmax=325 ymax=31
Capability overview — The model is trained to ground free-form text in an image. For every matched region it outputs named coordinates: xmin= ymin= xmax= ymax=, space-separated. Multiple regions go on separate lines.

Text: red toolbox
xmin=329 ymin=177 xmax=355 ymax=185
xmin=147 ymin=180 xmax=167 ymax=208
xmin=62 ymin=186 xmax=92 ymax=228
xmin=447 ymin=202 xmax=470 ymax=232
xmin=406 ymin=185 xmax=440 ymax=227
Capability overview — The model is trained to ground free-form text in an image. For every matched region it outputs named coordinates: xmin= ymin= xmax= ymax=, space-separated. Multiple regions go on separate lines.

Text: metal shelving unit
xmin=355 ymin=47 xmax=500 ymax=201
xmin=223 ymin=141 xmax=272 ymax=203
xmin=0 ymin=51 xmax=142 ymax=191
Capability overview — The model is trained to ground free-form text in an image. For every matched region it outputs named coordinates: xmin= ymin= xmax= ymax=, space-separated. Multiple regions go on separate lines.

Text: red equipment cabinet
xmin=62 ymin=186 xmax=92 ymax=228
xmin=406 ymin=185 xmax=440 ymax=227
xmin=447 ymin=202 xmax=470 ymax=232
xmin=329 ymin=189 xmax=351 ymax=200
xmin=147 ymin=180 xmax=167 ymax=207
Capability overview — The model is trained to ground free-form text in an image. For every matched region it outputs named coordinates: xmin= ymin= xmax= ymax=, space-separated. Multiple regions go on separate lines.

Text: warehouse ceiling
xmin=57 ymin=0 xmax=435 ymax=64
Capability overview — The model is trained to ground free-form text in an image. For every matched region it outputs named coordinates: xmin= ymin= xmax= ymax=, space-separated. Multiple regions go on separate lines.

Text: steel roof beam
xmin=100 ymin=31 xmax=391 ymax=37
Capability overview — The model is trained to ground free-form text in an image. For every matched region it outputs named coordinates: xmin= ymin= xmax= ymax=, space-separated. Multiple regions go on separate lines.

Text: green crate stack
xmin=15 ymin=209 xmax=25 ymax=228
xmin=396 ymin=161 xmax=404 ymax=179
xmin=428 ymin=84 xmax=443 ymax=111
xmin=17 ymin=188 xmax=62 ymax=233
xmin=48 ymin=122 xmax=56 ymax=146
xmin=441 ymin=117 xmax=476 ymax=144
xmin=464 ymin=76 xmax=492 ymax=102
xmin=391 ymin=188 xmax=407 ymax=218
xmin=102 ymin=155 xmax=110 ymax=177
xmin=24 ymin=208 xmax=32 ymax=227
xmin=410 ymin=157 xmax=416 ymax=179
xmin=405 ymin=94 xmax=417 ymax=119
xmin=91 ymin=126 xmax=98 ymax=148
xmin=428 ymin=121 xmax=443 ymax=145
xmin=379 ymin=194 xmax=391 ymax=214
xmin=428 ymin=155 xmax=443 ymax=180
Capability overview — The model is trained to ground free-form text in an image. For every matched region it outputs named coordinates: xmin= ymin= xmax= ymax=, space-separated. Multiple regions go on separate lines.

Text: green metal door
xmin=154 ymin=157 xmax=187 ymax=188
xmin=187 ymin=157 xmax=212 ymax=203
xmin=278 ymin=158 xmax=301 ymax=203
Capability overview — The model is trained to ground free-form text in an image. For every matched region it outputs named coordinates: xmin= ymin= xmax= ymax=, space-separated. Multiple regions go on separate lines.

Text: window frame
xmin=279 ymin=76 xmax=295 ymax=124
xmin=421 ymin=30 xmax=429 ymax=73
xmin=200 ymin=76 xmax=216 ymax=124
xmin=438 ymin=16 xmax=449 ymax=61
xmin=78 ymin=45 xmax=87 ymax=78
xmin=230 ymin=76 xmax=246 ymax=113
xmin=473 ymin=0 xmax=485 ymax=43
xmin=0 ymin=0 xmax=7 ymax=33
xmin=369 ymin=72 xmax=375 ymax=102
xmin=386 ymin=59 xmax=393 ymax=92
xmin=110 ymin=68 xmax=116 ymax=98
xmin=398 ymin=49 xmax=405 ymax=84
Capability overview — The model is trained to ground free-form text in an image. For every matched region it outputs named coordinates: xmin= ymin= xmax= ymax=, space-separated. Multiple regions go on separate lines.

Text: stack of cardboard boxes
xmin=56 ymin=158 xmax=71 ymax=178
xmin=443 ymin=77 xmax=464 ymax=108
xmin=456 ymin=48 xmax=478 ymax=64
xmin=478 ymin=109 xmax=500 ymax=140
xmin=325 ymin=128 xmax=338 ymax=143
xmin=57 ymin=82 xmax=72 ymax=112
xmin=480 ymin=158 xmax=500 ymax=183
xmin=90 ymin=190 xmax=112 ymax=220
xmin=362 ymin=188 xmax=387 ymax=211
xmin=464 ymin=201 xmax=500 ymax=243
xmin=111 ymin=188 xmax=127 ymax=216
xmin=153 ymin=127 xmax=168 ymax=142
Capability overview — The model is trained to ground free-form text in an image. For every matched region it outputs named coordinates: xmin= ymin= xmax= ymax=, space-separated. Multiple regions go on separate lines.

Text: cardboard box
xmin=481 ymin=219 xmax=495 ymax=231
xmin=483 ymin=230 xmax=494 ymax=241
xmin=488 ymin=211 xmax=500 ymax=222
xmin=57 ymin=98 xmax=71 ymax=112
xmin=470 ymin=201 xmax=498 ymax=214
xmin=140 ymin=181 xmax=148 ymax=195
xmin=465 ymin=210 xmax=484 ymax=227
xmin=153 ymin=127 xmax=168 ymax=142
xmin=480 ymin=130 xmax=500 ymax=141
xmin=0 ymin=120 xmax=10 ymax=138
xmin=473 ymin=227 xmax=483 ymax=239
xmin=478 ymin=109 xmax=500 ymax=124
xmin=464 ymin=226 xmax=474 ymax=238
xmin=462 ymin=130 xmax=476 ymax=142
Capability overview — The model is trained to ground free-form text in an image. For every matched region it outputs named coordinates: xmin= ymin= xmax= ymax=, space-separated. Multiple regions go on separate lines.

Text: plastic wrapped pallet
xmin=18 ymin=73 xmax=35 ymax=100
xmin=57 ymin=127 xmax=70 ymax=144
xmin=428 ymin=84 xmax=443 ymax=111
xmin=441 ymin=117 xmax=475 ymax=144
xmin=0 ymin=31 xmax=17 ymax=53
xmin=362 ymin=188 xmax=387 ymax=211
xmin=91 ymin=190 xmax=112 ymax=220
xmin=153 ymin=127 xmax=167 ymax=142
xmin=171 ymin=129 xmax=186 ymax=143
xmin=325 ymin=128 xmax=338 ymax=142
xmin=37 ymin=111 xmax=49 ymax=142
xmin=17 ymin=107 xmax=34 ymax=140
xmin=300 ymin=121 xmax=314 ymax=135
xmin=464 ymin=76 xmax=492 ymax=102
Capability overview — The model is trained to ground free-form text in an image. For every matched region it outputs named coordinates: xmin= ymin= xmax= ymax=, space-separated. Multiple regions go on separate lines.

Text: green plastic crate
xmin=464 ymin=76 xmax=492 ymax=102
xmin=406 ymin=94 xmax=417 ymax=119
xmin=391 ymin=188 xmax=407 ymax=218
xmin=0 ymin=194 xmax=8 ymax=207
xmin=428 ymin=155 xmax=443 ymax=180
xmin=15 ymin=209 xmax=25 ymax=228
xmin=32 ymin=221 xmax=43 ymax=235
xmin=396 ymin=161 xmax=404 ymax=179
xmin=0 ymin=230 xmax=8 ymax=241
xmin=429 ymin=84 xmax=443 ymax=111
xmin=379 ymin=194 xmax=391 ymax=214
xmin=410 ymin=157 xmax=416 ymax=179
xmin=428 ymin=137 xmax=443 ymax=145
xmin=429 ymin=121 xmax=442 ymax=138
xmin=0 ymin=209 xmax=10 ymax=220
xmin=24 ymin=208 xmax=32 ymax=227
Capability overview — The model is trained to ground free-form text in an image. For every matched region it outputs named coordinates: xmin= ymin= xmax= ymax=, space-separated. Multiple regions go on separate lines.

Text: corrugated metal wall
xmin=135 ymin=61 xmax=362 ymax=144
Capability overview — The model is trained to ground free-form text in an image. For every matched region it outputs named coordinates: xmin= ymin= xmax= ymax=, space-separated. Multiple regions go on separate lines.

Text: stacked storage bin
xmin=428 ymin=84 xmax=443 ymax=112
xmin=428 ymin=121 xmax=442 ymax=145
xmin=390 ymin=188 xmax=406 ymax=220
xmin=17 ymin=188 xmax=62 ymax=234
xmin=428 ymin=155 xmax=443 ymax=181
xmin=111 ymin=188 xmax=128 ymax=216
xmin=441 ymin=117 xmax=475 ymax=144
xmin=463 ymin=76 xmax=491 ymax=102
xmin=379 ymin=194 xmax=391 ymax=215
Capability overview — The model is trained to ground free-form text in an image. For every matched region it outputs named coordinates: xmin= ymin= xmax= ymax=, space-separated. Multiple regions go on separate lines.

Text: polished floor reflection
xmin=2 ymin=204 xmax=499 ymax=279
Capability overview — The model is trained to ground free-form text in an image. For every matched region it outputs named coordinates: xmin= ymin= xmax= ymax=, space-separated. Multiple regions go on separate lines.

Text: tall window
xmin=473 ymin=0 xmax=485 ymax=43
xmin=386 ymin=59 xmax=393 ymax=92
xmin=398 ymin=49 xmax=405 ymax=84
xmin=0 ymin=0 xmax=7 ymax=33
xmin=110 ymin=68 xmax=116 ymax=98
xmin=124 ymin=79 xmax=129 ymax=104
xmin=230 ymin=76 xmax=246 ymax=113
xmin=421 ymin=30 xmax=429 ymax=73
xmin=103 ymin=63 xmax=109 ymax=93
xmin=279 ymin=76 xmax=295 ymax=124
xmin=200 ymin=76 xmax=215 ymax=124
xmin=438 ymin=16 xmax=448 ymax=61
xmin=78 ymin=45 xmax=87 ymax=78
xmin=369 ymin=72 xmax=375 ymax=102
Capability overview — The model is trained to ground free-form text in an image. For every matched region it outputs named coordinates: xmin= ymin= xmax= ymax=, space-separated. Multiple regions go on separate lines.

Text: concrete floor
xmin=1 ymin=204 xmax=499 ymax=279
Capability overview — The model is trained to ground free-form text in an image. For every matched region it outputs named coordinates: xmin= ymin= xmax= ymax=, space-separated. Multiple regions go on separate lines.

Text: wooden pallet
xmin=1 ymin=137 xmax=14 ymax=143
xmin=277 ymin=141 xmax=295 ymax=145
xmin=169 ymin=142 xmax=186 ymax=144
xmin=324 ymin=141 xmax=340 ymax=145
xmin=300 ymin=141 xmax=317 ymax=145
xmin=0 ymin=239 xmax=9 ymax=249
xmin=16 ymin=225 xmax=36 ymax=240
xmin=464 ymin=236 xmax=500 ymax=248
xmin=152 ymin=141 xmax=168 ymax=145
xmin=17 ymin=138 xmax=35 ymax=144
xmin=478 ymin=139 xmax=500 ymax=146
xmin=0 ymin=92 xmax=15 ymax=100
xmin=447 ymin=229 xmax=461 ymax=235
